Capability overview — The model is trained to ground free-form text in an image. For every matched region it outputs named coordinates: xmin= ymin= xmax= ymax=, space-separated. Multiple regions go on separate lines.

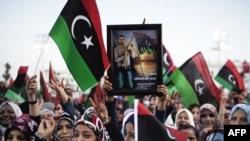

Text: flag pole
xmin=136 ymin=18 xmax=146 ymax=77
xmin=34 ymin=36 xmax=49 ymax=75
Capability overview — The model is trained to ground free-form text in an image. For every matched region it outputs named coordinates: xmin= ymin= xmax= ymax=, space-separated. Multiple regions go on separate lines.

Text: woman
xmin=53 ymin=112 xmax=75 ymax=141
xmin=198 ymin=103 xmax=222 ymax=141
xmin=121 ymin=109 xmax=134 ymax=141
xmin=178 ymin=124 xmax=199 ymax=141
xmin=229 ymin=103 xmax=250 ymax=125
xmin=164 ymin=95 xmax=184 ymax=127
xmin=4 ymin=114 xmax=38 ymax=141
xmin=174 ymin=108 xmax=195 ymax=129
xmin=0 ymin=101 xmax=23 ymax=141
xmin=72 ymin=112 xmax=105 ymax=141
xmin=188 ymin=103 xmax=200 ymax=128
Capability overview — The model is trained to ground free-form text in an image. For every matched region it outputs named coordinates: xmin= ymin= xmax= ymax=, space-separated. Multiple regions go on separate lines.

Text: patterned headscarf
xmin=54 ymin=112 xmax=75 ymax=141
xmin=199 ymin=103 xmax=222 ymax=129
xmin=229 ymin=103 xmax=250 ymax=124
xmin=4 ymin=114 xmax=38 ymax=141
xmin=199 ymin=103 xmax=218 ymax=118
xmin=73 ymin=112 xmax=105 ymax=141
xmin=121 ymin=109 xmax=134 ymax=138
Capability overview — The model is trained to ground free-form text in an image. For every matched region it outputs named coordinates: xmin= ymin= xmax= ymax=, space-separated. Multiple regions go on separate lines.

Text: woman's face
xmin=0 ymin=104 xmax=16 ymax=126
xmin=223 ymin=110 xmax=230 ymax=125
xmin=6 ymin=129 xmax=26 ymax=141
xmin=230 ymin=109 xmax=248 ymax=125
xmin=173 ymin=100 xmax=183 ymax=112
xmin=56 ymin=120 xmax=73 ymax=141
xmin=124 ymin=122 xmax=135 ymax=141
xmin=200 ymin=109 xmax=216 ymax=129
xmin=180 ymin=128 xmax=198 ymax=141
xmin=54 ymin=103 xmax=64 ymax=116
xmin=176 ymin=111 xmax=190 ymax=128
xmin=72 ymin=124 xmax=97 ymax=141
xmin=191 ymin=107 xmax=199 ymax=124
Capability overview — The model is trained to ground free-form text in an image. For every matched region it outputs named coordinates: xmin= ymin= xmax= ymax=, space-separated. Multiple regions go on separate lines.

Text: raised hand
xmin=26 ymin=75 xmax=38 ymax=101
xmin=37 ymin=117 xmax=56 ymax=139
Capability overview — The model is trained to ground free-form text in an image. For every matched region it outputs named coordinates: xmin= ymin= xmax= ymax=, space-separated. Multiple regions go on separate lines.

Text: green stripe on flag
xmin=170 ymin=69 xmax=199 ymax=107
xmin=4 ymin=89 xmax=25 ymax=103
xmin=215 ymin=76 xmax=232 ymax=90
xmin=49 ymin=16 xmax=97 ymax=91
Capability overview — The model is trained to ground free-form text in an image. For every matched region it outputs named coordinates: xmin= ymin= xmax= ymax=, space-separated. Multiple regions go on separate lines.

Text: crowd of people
xmin=0 ymin=73 xmax=250 ymax=141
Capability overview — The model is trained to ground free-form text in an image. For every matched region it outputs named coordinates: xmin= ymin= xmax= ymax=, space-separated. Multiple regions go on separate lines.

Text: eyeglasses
xmin=200 ymin=113 xmax=215 ymax=118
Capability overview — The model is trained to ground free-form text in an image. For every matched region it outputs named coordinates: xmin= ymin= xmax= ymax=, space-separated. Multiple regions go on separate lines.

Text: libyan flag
xmin=162 ymin=44 xmax=177 ymax=85
xmin=134 ymin=99 xmax=178 ymax=141
xmin=9 ymin=66 xmax=29 ymax=94
xmin=170 ymin=52 xmax=221 ymax=108
xmin=215 ymin=59 xmax=246 ymax=93
xmin=49 ymin=0 xmax=110 ymax=91
xmin=40 ymin=71 xmax=51 ymax=102
xmin=4 ymin=89 xmax=25 ymax=103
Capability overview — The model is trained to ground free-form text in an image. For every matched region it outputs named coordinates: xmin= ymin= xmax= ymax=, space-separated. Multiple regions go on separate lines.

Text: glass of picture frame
xmin=106 ymin=24 xmax=163 ymax=96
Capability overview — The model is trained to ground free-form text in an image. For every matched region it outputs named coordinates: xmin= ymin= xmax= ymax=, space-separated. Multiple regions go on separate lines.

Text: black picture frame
xmin=107 ymin=24 xmax=163 ymax=96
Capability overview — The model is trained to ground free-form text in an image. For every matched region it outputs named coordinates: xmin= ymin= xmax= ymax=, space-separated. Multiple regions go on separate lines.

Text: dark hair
xmin=118 ymin=34 xmax=125 ymax=38
xmin=178 ymin=124 xmax=199 ymax=139
xmin=188 ymin=103 xmax=200 ymax=111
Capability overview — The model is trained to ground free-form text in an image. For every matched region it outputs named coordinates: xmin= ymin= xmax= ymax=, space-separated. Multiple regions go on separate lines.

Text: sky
xmin=1 ymin=0 xmax=250 ymax=81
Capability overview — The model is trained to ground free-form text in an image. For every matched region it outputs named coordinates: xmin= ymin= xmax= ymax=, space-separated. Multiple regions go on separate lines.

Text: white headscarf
xmin=0 ymin=101 xmax=23 ymax=118
xmin=0 ymin=101 xmax=23 ymax=141
xmin=174 ymin=108 xmax=195 ymax=129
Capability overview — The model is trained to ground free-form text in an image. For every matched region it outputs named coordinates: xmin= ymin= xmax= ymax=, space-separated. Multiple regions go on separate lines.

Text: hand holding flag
xmin=26 ymin=75 xmax=38 ymax=99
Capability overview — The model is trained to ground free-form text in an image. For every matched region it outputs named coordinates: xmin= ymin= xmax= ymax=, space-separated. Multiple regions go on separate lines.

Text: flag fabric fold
xmin=134 ymin=99 xmax=177 ymax=141
xmin=49 ymin=0 xmax=109 ymax=91
xmin=40 ymin=71 xmax=51 ymax=102
xmin=162 ymin=44 xmax=177 ymax=84
xmin=170 ymin=52 xmax=222 ymax=108
xmin=215 ymin=59 xmax=246 ymax=93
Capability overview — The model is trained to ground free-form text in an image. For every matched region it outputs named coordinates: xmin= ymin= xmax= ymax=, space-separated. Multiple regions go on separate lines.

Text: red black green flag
xmin=134 ymin=100 xmax=177 ymax=141
xmin=49 ymin=0 xmax=110 ymax=91
xmin=162 ymin=44 xmax=177 ymax=85
xmin=9 ymin=66 xmax=29 ymax=95
xmin=170 ymin=52 xmax=221 ymax=108
xmin=215 ymin=59 xmax=246 ymax=93
xmin=40 ymin=71 xmax=51 ymax=102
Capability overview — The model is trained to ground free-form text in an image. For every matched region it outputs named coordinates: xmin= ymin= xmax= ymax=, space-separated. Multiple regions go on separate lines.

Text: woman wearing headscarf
xmin=72 ymin=112 xmax=105 ymax=141
xmin=229 ymin=103 xmax=250 ymax=125
xmin=121 ymin=109 xmax=134 ymax=141
xmin=53 ymin=112 xmax=75 ymax=141
xmin=4 ymin=114 xmax=38 ymax=141
xmin=174 ymin=108 xmax=195 ymax=129
xmin=0 ymin=101 xmax=23 ymax=141
xmin=198 ymin=103 xmax=223 ymax=141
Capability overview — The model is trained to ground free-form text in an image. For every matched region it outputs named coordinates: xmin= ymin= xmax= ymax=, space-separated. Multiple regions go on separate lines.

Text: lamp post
xmin=33 ymin=33 xmax=51 ymax=74
xmin=211 ymin=30 xmax=230 ymax=68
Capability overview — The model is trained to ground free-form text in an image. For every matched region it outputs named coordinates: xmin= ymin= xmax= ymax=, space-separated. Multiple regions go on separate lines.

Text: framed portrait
xmin=107 ymin=24 xmax=163 ymax=96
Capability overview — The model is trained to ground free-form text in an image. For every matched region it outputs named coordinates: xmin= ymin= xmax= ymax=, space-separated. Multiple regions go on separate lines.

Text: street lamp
xmin=33 ymin=33 xmax=52 ymax=74
xmin=211 ymin=30 xmax=230 ymax=67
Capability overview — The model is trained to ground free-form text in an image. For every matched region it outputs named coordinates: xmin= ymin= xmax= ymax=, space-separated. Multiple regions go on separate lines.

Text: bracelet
xmin=219 ymin=113 xmax=224 ymax=116
xmin=27 ymin=99 xmax=37 ymax=105
xmin=35 ymin=132 xmax=46 ymax=140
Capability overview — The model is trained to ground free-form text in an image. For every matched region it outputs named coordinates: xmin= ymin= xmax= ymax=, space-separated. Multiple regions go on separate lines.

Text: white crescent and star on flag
xmin=194 ymin=79 xmax=205 ymax=96
xmin=228 ymin=74 xmax=236 ymax=85
xmin=71 ymin=15 xmax=93 ymax=49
